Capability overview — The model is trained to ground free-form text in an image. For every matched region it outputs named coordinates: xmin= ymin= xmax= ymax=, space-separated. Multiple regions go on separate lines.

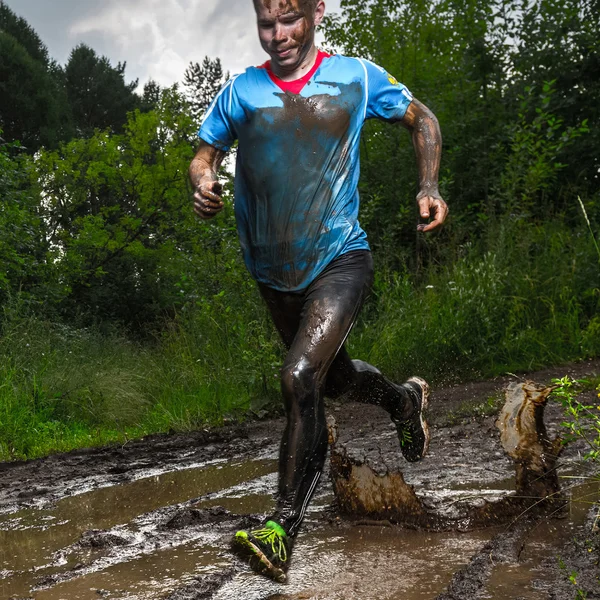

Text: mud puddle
xmin=482 ymin=479 xmax=600 ymax=599
xmin=4 ymin=476 xmax=595 ymax=600
xmin=0 ymin=459 xmax=277 ymax=599
xmin=221 ymin=526 xmax=494 ymax=600
xmin=216 ymin=482 xmax=598 ymax=600
xmin=27 ymin=542 xmax=227 ymax=600
xmin=0 ymin=459 xmax=275 ymax=569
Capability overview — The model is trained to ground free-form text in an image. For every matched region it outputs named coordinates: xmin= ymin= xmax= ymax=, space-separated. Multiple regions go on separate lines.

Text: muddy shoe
xmin=232 ymin=520 xmax=291 ymax=583
xmin=392 ymin=376 xmax=430 ymax=462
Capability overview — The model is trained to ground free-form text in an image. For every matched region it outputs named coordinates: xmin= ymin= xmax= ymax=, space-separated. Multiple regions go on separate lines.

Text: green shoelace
xmin=252 ymin=522 xmax=288 ymax=563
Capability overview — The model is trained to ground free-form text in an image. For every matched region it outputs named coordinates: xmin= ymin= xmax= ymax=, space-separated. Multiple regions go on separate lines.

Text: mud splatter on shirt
xmin=199 ymin=52 xmax=413 ymax=291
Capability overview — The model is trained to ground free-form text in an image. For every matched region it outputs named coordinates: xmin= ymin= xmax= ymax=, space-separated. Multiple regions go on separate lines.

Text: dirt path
xmin=1 ymin=359 xmax=599 ymax=600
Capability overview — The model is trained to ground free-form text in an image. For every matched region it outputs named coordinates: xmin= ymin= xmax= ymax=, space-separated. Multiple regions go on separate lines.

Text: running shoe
xmin=392 ymin=376 xmax=430 ymax=462
xmin=232 ymin=520 xmax=291 ymax=582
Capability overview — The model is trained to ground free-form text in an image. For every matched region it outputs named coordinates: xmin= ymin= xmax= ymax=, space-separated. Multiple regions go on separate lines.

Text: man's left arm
xmin=400 ymin=99 xmax=448 ymax=232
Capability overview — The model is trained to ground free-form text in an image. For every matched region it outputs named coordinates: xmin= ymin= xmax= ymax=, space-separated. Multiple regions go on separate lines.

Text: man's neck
xmin=271 ymin=45 xmax=319 ymax=82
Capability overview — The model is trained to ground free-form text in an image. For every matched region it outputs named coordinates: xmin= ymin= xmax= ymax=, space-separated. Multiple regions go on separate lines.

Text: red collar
xmin=259 ymin=50 xmax=331 ymax=95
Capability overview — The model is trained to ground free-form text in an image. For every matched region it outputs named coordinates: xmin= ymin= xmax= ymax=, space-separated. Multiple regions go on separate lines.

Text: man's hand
xmin=417 ymin=192 xmax=448 ymax=232
xmin=189 ymin=141 xmax=227 ymax=220
xmin=193 ymin=179 xmax=224 ymax=220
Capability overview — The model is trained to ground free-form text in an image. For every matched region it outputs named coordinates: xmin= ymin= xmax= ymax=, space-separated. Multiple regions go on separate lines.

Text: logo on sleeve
xmin=387 ymin=73 xmax=400 ymax=86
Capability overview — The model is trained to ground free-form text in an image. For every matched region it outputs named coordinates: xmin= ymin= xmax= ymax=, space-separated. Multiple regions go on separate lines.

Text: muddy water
xmin=482 ymin=479 xmax=600 ymax=600
xmin=0 ymin=459 xmax=276 ymax=598
xmin=1 ymin=457 xmax=598 ymax=600
xmin=32 ymin=543 xmax=228 ymax=600
xmin=1 ymin=459 xmax=275 ymax=570
xmin=221 ymin=526 xmax=494 ymax=600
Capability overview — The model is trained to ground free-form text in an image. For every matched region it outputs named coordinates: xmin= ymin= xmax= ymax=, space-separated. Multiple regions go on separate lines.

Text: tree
xmin=141 ymin=79 xmax=162 ymax=112
xmin=34 ymin=87 xmax=234 ymax=328
xmin=323 ymin=0 xmax=510 ymax=265
xmin=183 ymin=57 xmax=228 ymax=125
xmin=0 ymin=32 xmax=67 ymax=150
xmin=0 ymin=2 xmax=49 ymax=64
xmin=322 ymin=0 xmax=596 ymax=268
xmin=65 ymin=44 xmax=141 ymax=137
xmin=0 ymin=5 xmax=72 ymax=149
xmin=0 ymin=136 xmax=47 ymax=305
xmin=509 ymin=0 xmax=600 ymax=203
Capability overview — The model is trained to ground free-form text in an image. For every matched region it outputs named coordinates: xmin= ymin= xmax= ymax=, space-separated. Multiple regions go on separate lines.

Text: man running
xmin=189 ymin=0 xmax=448 ymax=583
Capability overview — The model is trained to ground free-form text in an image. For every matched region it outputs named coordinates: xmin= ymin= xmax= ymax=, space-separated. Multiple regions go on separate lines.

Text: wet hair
xmin=299 ymin=0 xmax=318 ymax=11
xmin=253 ymin=0 xmax=319 ymax=13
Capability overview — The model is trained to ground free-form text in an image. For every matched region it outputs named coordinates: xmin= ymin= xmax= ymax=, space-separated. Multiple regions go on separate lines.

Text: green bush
xmin=350 ymin=218 xmax=599 ymax=384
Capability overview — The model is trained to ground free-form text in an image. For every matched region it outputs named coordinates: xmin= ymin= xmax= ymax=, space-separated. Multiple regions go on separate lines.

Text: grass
xmin=0 ymin=281 xmax=282 ymax=461
xmin=0 ymin=316 xmax=150 ymax=460
xmin=551 ymin=376 xmax=600 ymax=463
xmin=349 ymin=218 xmax=600 ymax=385
xmin=0 ymin=217 xmax=598 ymax=461
xmin=0 ymin=314 xmax=265 ymax=461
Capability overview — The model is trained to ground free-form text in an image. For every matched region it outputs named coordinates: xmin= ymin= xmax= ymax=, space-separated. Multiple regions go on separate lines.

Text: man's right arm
xmin=189 ymin=140 xmax=227 ymax=220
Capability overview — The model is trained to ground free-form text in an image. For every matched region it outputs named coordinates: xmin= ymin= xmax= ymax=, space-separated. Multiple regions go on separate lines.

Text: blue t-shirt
xmin=199 ymin=52 xmax=413 ymax=291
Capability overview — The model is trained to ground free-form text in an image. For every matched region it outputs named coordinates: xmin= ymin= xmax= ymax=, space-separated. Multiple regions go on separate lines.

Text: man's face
xmin=254 ymin=0 xmax=325 ymax=73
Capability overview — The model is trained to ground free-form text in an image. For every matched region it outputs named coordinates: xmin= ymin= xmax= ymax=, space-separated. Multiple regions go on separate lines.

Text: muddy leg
xmin=258 ymin=256 xmax=410 ymax=422
xmin=325 ymin=349 xmax=415 ymax=422
xmin=260 ymin=251 xmax=373 ymax=536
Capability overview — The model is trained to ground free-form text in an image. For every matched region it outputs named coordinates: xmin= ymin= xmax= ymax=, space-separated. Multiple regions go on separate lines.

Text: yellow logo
xmin=387 ymin=73 xmax=399 ymax=86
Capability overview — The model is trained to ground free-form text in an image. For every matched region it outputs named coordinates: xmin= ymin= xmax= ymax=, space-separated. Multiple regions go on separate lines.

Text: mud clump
xmin=328 ymin=415 xmax=431 ymax=526
xmin=496 ymin=380 xmax=562 ymax=499
xmin=165 ymin=570 xmax=236 ymax=600
xmin=162 ymin=506 xmax=262 ymax=531
xmin=328 ymin=381 xmax=563 ymax=529
xmin=17 ymin=487 xmax=50 ymax=499
xmin=78 ymin=529 xmax=135 ymax=548
xmin=162 ymin=506 xmax=232 ymax=530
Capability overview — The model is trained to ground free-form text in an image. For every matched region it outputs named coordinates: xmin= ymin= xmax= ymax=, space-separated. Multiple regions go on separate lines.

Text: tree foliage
xmin=323 ymin=0 xmax=598 ymax=267
xmin=0 ymin=2 xmax=49 ymax=64
xmin=183 ymin=56 xmax=228 ymax=125
xmin=32 ymin=87 xmax=192 ymax=325
xmin=0 ymin=138 xmax=46 ymax=304
xmin=65 ymin=44 xmax=141 ymax=138
xmin=0 ymin=5 xmax=71 ymax=150
xmin=0 ymin=4 xmax=143 ymax=149
xmin=141 ymin=79 xmax=162 ymax=113
xmin=23 ymin=86 xmax=235 ymax=329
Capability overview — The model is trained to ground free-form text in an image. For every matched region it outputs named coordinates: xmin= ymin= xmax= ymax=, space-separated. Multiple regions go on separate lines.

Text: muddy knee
xmin=280 ymin=356 xmax=323 ymax=402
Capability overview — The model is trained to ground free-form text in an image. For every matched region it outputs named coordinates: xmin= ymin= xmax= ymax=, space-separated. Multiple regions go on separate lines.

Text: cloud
xmin=68 ymin=0 xmax=266 ymax=86
xmin=9 ymin=0 xmax=342 ymax=89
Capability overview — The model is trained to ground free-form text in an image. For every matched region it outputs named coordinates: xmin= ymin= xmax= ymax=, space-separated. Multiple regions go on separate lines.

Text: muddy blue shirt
xmin=199 ymin=52 xmax=413 ymax=291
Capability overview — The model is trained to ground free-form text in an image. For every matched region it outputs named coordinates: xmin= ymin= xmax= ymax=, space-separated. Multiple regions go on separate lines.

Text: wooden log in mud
xmin=327 ymin=380 xmax=563 ymax=529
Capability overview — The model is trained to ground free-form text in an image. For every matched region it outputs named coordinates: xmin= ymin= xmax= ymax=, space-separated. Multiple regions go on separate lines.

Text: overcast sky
xmin=8 ymin=0 xmax=342 ymax=89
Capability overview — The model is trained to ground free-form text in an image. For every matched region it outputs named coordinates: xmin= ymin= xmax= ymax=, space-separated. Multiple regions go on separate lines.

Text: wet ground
xmin=1 ymin=359 xmax=599 ymax=600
